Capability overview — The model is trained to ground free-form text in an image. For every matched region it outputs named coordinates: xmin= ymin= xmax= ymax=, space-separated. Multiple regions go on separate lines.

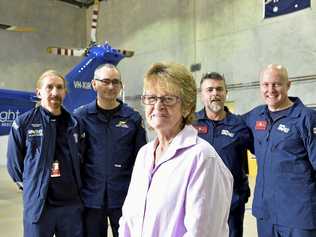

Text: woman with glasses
xmin=119 ymin=62 xmax=233 ymax=237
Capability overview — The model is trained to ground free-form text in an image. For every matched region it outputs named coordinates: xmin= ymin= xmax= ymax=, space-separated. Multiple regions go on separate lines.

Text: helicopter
xmin=0 ymin=0 xmax=134 ymax=135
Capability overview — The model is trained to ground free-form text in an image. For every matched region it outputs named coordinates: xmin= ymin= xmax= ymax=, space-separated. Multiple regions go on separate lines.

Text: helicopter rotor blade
xmin=117 ymin=49 xmax=134 ymax=58
xmin=47 ymin=47 xmax=86 ymax=57
xmin=90 ymin=0 xmax=100 ymax=43
xmin=0 ymin=23 xmax=36 ymax=32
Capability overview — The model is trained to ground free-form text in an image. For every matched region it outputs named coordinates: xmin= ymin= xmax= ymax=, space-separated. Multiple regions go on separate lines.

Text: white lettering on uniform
xmin=27 ymin=129 xmax=43 ymax=137
xmin=221 ymin=129 xmax=234 ymax=138
xmin=277 ymin=124 xmax=290 ymax=133
xmin=31 ymin=123 xmax=42 ymax=128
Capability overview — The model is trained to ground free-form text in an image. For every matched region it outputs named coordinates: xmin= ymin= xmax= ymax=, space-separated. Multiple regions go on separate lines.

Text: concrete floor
xmin=0 ymin=166 xmax=23 ymax=236
xmin=0 ymin=166 xmax=258 ymax=236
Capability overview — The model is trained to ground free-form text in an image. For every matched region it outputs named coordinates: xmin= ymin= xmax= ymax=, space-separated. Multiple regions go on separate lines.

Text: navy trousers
xmin=24 ymin=204 xmax=83 ymax=237
xmin=257 ymin=219 xmax=316 ymax=237
xmin=83 ymin=207 xmax=122 ymax=237
xmin=229 ymin=204 xmax=245 ymax=237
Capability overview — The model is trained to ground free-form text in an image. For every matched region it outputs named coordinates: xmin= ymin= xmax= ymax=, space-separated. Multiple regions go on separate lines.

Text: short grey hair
xmin=94 ymin=63 xmax=121 ymax=79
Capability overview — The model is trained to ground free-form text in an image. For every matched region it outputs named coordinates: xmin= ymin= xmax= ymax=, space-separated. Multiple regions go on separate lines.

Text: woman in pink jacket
xmin=119 ymin=62 xmax=233 ymax=237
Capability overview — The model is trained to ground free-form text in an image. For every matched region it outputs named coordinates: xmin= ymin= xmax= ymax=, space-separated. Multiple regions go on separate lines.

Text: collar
xmin=258 ymin=97 xmax=304 ymax=119
xmin=149 ymin=125 xmax=198 ymax=168
xmin=196 ymin=106 xmax=239 ymax=125
xmin=86 ymin=99 xmax=133 ymax=118
xmin=39 ymin=105 xmax=76 ymax=127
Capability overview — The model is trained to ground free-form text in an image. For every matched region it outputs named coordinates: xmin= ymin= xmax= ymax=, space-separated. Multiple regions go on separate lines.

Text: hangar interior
xmin=0 ymin=0 xmax=315 ymax=236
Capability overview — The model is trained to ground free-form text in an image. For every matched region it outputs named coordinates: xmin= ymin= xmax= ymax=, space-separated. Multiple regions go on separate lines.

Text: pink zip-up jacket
xmin=119 ymin=125 xmax=233 ymax=237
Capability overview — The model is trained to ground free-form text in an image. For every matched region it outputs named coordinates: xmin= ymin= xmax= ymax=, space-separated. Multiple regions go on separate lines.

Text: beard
xmin=207 ymin=101 xmax=223 ymax=113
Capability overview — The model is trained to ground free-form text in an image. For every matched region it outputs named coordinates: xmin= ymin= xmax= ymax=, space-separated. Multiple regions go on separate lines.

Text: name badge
xmin=51 ymin=160 xmax=61 ymax=177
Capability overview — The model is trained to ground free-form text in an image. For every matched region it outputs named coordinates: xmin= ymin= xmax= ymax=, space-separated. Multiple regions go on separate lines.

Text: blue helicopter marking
xmin=0 ymin=42 xmax=127 ymax=136
xmin=0 ymin=89 xmax=37 ymax=136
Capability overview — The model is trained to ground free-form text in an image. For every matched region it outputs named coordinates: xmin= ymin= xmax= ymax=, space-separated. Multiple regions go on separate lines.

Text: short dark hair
xmin=200 ymin=72 xmax=227 ymax=89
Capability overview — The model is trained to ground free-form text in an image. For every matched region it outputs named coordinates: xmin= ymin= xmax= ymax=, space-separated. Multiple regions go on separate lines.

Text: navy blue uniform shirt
xmin=195 ymin=107 xmax=252 ymax=210
xmin=244 ymin=97 xmax=316 ymax=229
xmin=74 ymin=100 xmax=147 ymax=209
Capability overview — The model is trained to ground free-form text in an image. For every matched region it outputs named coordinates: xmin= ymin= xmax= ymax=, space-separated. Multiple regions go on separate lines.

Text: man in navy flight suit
xmin=7 ymin=70 xmax=84 ymax=237
xmin=194 ymin=72 xmax=252 ymax=237
xmin=74 ymin=63 xmax=147 ymax=237
xmin=244 ymin=64 xmax=316 ymax=237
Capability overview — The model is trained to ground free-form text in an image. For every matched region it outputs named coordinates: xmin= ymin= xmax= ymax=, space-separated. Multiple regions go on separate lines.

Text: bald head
xmin=259 ymin=64 xmax=292 ymax=111
xmin=260 ymin=64 xmax=288 ymax=83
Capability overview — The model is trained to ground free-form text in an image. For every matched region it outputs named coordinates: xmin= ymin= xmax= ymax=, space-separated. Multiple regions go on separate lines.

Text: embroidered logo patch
xmin=255 ymin=120 xmax=267 ymax=130
xmin=313 ymin=127 xmax=316 ymax=134
xmin=277 ymin=124 xmax=290 ymax=134
xmin=193 ymin=125 xmax=208 ymax=134
xmin=27 ymin=129 xmax=43 ymax=137
xmin=221 ymin=129 xmax=234 ymax=138
xmin=115 ymin=120 xmax=129 ymax=128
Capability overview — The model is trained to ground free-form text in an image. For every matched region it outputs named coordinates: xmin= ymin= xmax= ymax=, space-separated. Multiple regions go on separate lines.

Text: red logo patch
xmin=255 ymin=120 xmax=267 ymax=130
xmin=193 ymin=125 xmax=208 ymax=134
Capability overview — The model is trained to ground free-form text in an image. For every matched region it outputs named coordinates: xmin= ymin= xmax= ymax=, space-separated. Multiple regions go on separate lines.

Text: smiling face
xmin=201 ymin=78 xmax=227 ymax=115
xmin=36 ymin=73 xmax=66 ymax=115
xmin=143 ymin=62 xmax=197 ymax=138
xmin=92 ymin=66 xmax=122 ymax=103
xmin=260 ymin=65 xmax=291 ymax=111
xmin=143 ymin=83 xmax=184 ymax=137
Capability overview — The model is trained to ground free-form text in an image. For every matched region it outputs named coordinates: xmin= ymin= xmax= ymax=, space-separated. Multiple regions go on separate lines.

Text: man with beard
xmin=243 ymin=64 xmax=316 ymax=237
xmin=7 ymin=70 xmax=84 ymax=237
xmin=74 ymin=63 xmax=147 ymax=237
xmin=194 ymin=72 xmax=252 ymax=237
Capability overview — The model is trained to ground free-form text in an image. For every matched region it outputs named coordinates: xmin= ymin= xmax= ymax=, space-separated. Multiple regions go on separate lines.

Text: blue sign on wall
xmin=264 ymin=0 xmax=311 ymax=18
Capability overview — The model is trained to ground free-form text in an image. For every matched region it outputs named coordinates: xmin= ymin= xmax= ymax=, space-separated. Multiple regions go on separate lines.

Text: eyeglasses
xmin=141 ymin=95 xmax=180 ymax=106
xmin=94 ymin=78 xmax=122 ymax=87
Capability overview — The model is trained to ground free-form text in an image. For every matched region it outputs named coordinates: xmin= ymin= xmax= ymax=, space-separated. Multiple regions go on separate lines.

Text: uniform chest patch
xmin=27 ymin=129 xmax=43 ymax=137
xmin=277 ymin=124 xmax=290 ymax=134
xmin=193 ymin=125 xmax=208 ymax=134
xmin=255 ymin=120 xmax=267 ymax=130
xmin=221 ymin=129 xmax=234 ymax=138
xmin=313 ymin=127 xmax=316 ymax=134
xmin=116 ymin=120 xmax=129 ymax=128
